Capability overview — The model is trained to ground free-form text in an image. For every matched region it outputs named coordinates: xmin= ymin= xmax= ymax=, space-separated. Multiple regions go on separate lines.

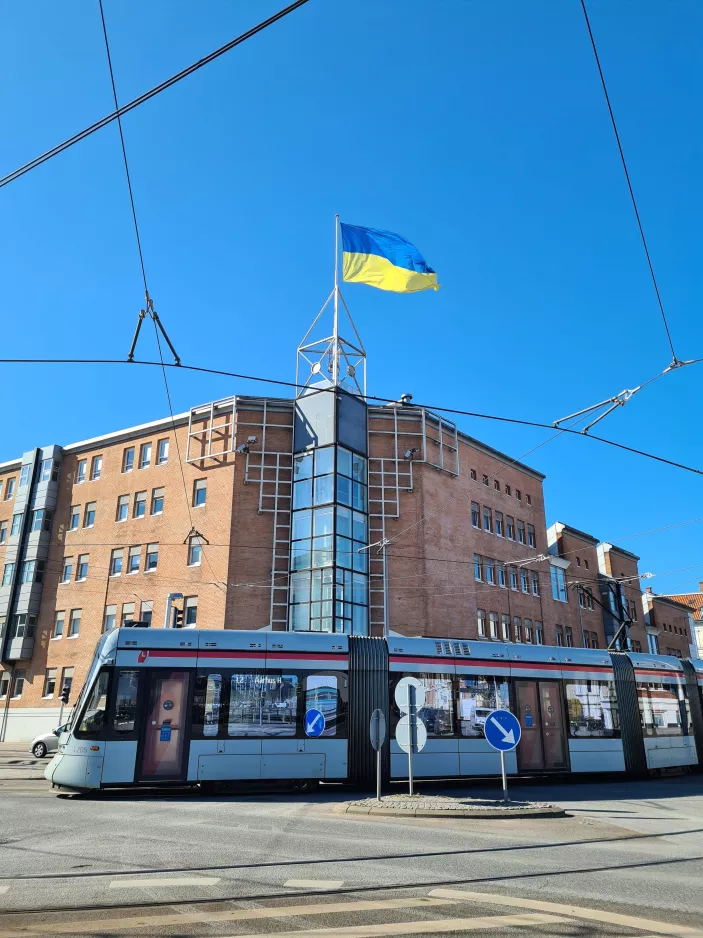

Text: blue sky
xmin=1 ymin=1 xmax=701 ymax=596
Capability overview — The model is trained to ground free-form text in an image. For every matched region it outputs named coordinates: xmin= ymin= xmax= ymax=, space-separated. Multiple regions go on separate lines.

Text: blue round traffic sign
xmin=483 ymin=709 xmax=521 ymax=752
xmin=305 ymin=708 xmax=325 ymax=737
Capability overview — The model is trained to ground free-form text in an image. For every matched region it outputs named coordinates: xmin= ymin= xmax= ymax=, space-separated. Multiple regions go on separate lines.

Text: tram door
xmin=139 ymin=671 xmax=191 ymax=781
xmin=514 ymin=680 xmax=568 ymax=772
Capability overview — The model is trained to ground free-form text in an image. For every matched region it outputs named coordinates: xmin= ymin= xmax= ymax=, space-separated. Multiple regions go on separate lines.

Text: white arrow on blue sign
xmin=483 ymin=709 xmax=521 ymax=752
xmin=305 ymin=708 xmax=326 ymax=737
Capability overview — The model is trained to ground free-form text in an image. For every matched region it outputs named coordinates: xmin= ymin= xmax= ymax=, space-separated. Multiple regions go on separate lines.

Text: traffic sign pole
xmin=500 ymin=750 xmax=508 ymax=802
xmin=369 ymin=709 xmax=386 ymax=803
xmin=407 ymin=684 xmax=415 ymax=796
xmin=376 ymin=742 xmax=382 ymax=802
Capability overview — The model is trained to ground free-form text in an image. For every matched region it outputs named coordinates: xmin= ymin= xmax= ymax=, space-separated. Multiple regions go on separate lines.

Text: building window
xmin=90 ymin=455 xmax=102 ymax=481
xmin=477 ymin=609 xmax=486 ymax=637
xmin=11 ymin=513 xmax=21 ymax=537
xmin=157 ymin=439 xmax=169 ymax=465
xmin=630 ymin=600 xmax=638 ymax=621
xmin=516 ymin=489 xmax=522 ymax=501
xmin=43 ymin=668 xmax=57 ymax=698
xmin=647 ymin=633 xmax=659 ymax=654
xmin=527 ymin=523 xmax=536 ymax=548
xmin=556 ymin=625 xmax=564 ymax=646
xmin=526 ymin=493 xmax=532 ymax=506
xmin=185 ymin=596 xmax=198 ymax=626
xmin=5 ymin=479 xmax=15 ymax=500
xmin=509 ymin=565 xmax=518 ymax=590
xmin=133 ymin=491 xmax=146 ymax=519
xmin=0 ymin=674 xmax=9 ymax=698
xmin=550 ymin=565 xmax=568 ymax=602
xmin=517 ymin=519 xmax=526 ymax=545
xmin=578 ymin=588 xmax=593 ymax=610
xmin=531 ymin=572 xmax=540 ymax=596
xmin=0 ymin=521 xmax=6 ymax=544
xmin=524 ymin=619 xmax=532 ymax=643
xmin=39 ymin=458 xmax=56 ymax=483
xmin=123 ymin=447 xmax=135 ymax=473
xmin=470 ymin=469 xmax=477 ymax=481
xmin=501 ymin=614 xmax=510 ymax=641
xmin=565 ymin=626 xmax=574 ymax=647
xmin=76 ymin=554 xmax=89 ymax=581
xmin=188 ymin=536 xmax=202 ymax=566
xmin=1 ymin=562 xmax=13 ymax=586
xmin=110 ymin=548 xmax=123 ymax=576
xmin=497 ymin=563 xmax=506 ymax=588
xmin=483 ymin=507 xmax=493 ymax=533
xmin=68 ymin=610 xmax=81 ymax=637
xmin=116 ymin=494 xmax=129 ymax=522
xmin=193 ymin=479 xmax=207 ymax=507
xmin=53 ymin=611 xmax=64 ymax=638
xmin=471 ymin=502 xmax=480 ymax=528
xmin=493 ymin=480 xmax=500 ymax=492
xmin=535 ymin=621 xmax=544 ymax=644
xmin=121 ymin=602 xmax=136 ymax=626
xmin=12 ymin=669 xmax=26 ymax=698
xmin=83 ymin=502 xmax=96 ymax=528
xmin=151 ymin=487 xmax=164 ymax=515
xmin=520 ymin=569 xmax=529 ymax=593
xmin=495 ymin=511 xmax=503 ymax=537
xmin=76 ymin=459 xmax=87 ymax=484
xmin=504 ymin=484 xmax=511 ymax=496
xmin=145 ymin=543 xmax=159 ymax=571
xmin=128 ymin=546 xmax=141 ymax=574
xmin=482 ymin=474 xmax=489 ymax=486
xmin=103 ymin=604 xmax=117 ymax=631
xmin=485 ymin=560 xmax=495 ymax=585
xmin=506 ymin=516 xmax=515 ymax=540
xmin=69 ymin=506 xmax=79 ymax=531
xmin=31 ymin=508 xmax=51 ymax=532
xmin=473 ymin=554 xmax=482 ymax=581
xmin=513 ymin=617 xmax=522 ymax=642
xmin=10 ymin=613 xmax=36 ymax=639
xmin=590 ymin=632 xmax=599 ymax=649
xmin=60 ymin=558 xmax=72 ymax=583
xmin=19 ymin=464 xmax=31 ymax=488
xmin=139 ymin=443 xmax=152 ymax=469
xmin=60 ymin=667 xmax=74 ymax=700
xmin=584 ymin=559 xmax=589 ymax=570
xmin=489 ymin=612 xmax=498 ymax=639
xmin=19 ymin=560 xmax=36 ymax=584
xmin=140 ymin=601 xmax=153 ymax=626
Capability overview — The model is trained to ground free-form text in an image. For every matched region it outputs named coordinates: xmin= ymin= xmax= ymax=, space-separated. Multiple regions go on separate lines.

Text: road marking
xmin=430 ymin=889 xmax=703 ymax=937
xmin=285 ymin=879 xmax=344 ymax=890
xmin=0 ymin=898 xmax=456 ymax=935
xmin=217 ymin=913 xmax=575 ymax=937
xmin=108 ymin=876 xmax=221 ymax=889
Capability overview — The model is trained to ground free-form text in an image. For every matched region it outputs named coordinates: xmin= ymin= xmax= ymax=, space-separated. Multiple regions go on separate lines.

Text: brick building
xmin=660 ymin=583 xmax=703 ymax=654
xmin=642 ymin=589 xmax=697 ymax=658
xmin=0 ymin=304 xmax=694 ymax=739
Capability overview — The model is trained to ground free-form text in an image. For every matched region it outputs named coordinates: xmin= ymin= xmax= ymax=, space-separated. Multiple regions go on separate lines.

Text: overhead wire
xmin=0 ymin=0 xmax=311 ymax=190
xmin=580 ymin=0 xmax=678 ymax=363
xmin=0 ymin=356 xmax=700 ymax=476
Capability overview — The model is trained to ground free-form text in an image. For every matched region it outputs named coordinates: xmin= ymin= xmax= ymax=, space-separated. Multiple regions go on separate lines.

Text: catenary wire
xmin=0 ymin=356 xmax=700 ymax=476
xmin=580 ymin=0 xmax=678 ymax=362
xmin=0 ymin=0 xmax=311 ymax=190
xmin=97 ymin=0 xmax=148 ymax=296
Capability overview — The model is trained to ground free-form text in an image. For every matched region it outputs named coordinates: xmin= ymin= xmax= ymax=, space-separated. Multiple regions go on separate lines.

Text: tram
xmin=45 ymin=626 xmax=703 ymax=792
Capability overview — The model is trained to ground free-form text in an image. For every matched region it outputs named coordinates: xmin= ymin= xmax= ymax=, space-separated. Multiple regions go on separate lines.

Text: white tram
xmin=45 ymin=626 xmax=703 ymax=792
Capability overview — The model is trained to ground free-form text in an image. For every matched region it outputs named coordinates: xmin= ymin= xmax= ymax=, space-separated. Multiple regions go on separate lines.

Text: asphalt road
xmin=0 ymin=768 xmax=702 ymax=937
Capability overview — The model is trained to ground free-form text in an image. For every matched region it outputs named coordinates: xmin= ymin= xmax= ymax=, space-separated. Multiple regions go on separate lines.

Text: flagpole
xmin=333 ymin=213 xmax=339 ymax=386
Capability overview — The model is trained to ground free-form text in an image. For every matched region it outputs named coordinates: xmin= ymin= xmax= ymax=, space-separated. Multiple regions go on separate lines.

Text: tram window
xmin=305 ymin=674 xmax=339 ymax=736
xmin=228 ymin=672 xmax=298 ymax=737
xmin=565 ymin=680 xmax=619 ymax=738
xmin=76 ymin=670 xmax=110 ymax=737
xmin=391 ymin=674 xmax=454 ymax=737
xmin=638 ymin=682 xmax=690 ymax=737
xmin=203 ymin=674 xmax=222 ymax=737
xmin=457 ymin=676 xmax=509 ymax=737
xmin=112 ymin=670 xmax=139 ymax=734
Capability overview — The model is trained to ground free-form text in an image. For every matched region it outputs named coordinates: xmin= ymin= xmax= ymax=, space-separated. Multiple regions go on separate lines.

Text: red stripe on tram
xmin=389 ymin=655 xmax=613 ymax=674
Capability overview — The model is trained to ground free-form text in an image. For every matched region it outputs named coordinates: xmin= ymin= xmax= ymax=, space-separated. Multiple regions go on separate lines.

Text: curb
xmin=342 ymin=803 xmax=566 ymax=819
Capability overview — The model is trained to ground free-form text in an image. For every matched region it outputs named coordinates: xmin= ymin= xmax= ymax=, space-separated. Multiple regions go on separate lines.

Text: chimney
xmin=699 ymin=581 xmax=703 ymax=593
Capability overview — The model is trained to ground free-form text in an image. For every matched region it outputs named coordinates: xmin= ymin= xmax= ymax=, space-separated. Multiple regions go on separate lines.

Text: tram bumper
xmin=45 ymin=752 xmax=103 ymax=791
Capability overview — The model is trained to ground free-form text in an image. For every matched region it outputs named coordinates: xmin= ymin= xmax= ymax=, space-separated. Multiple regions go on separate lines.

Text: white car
xmin=29 ymin=724 xmax=68 ymax=759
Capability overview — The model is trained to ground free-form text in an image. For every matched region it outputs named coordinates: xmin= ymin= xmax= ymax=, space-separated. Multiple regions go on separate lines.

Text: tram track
xmin=0 ymin=825 xmax=701 ymax=882
xmin=0 ymin=851 xmax=701 ymax=917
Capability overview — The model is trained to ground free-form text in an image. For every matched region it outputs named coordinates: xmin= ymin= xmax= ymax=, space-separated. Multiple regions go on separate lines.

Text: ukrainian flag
xmin=341 ymin=223 xmax=439 ymax=293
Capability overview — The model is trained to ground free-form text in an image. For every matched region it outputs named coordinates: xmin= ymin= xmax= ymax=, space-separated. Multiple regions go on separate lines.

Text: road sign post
xmin=369 ymin=708 xmax=386 ymax=802
xmin=483 ymin=709 xmax=522 ymax=803
xmin=394 ymin=677 xmax=427 ymax=796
